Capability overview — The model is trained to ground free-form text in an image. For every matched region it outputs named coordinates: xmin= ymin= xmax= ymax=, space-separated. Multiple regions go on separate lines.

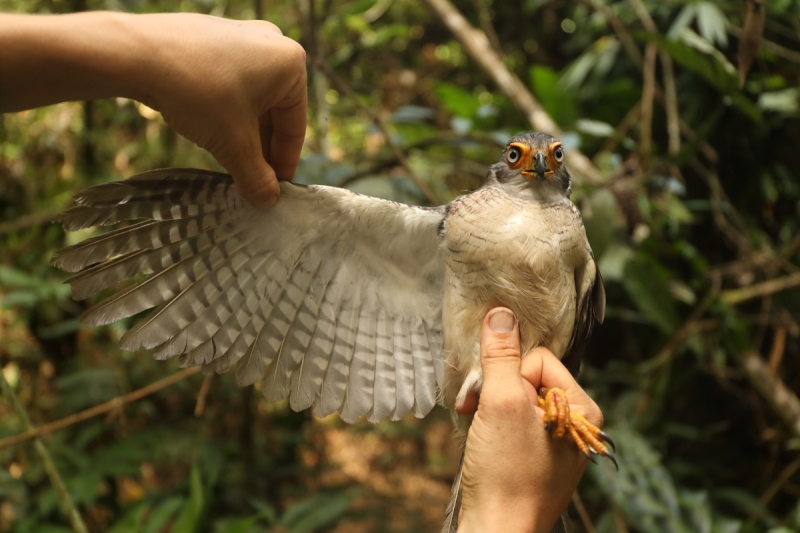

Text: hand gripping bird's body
xmin=54 ymin=132 xmax=608 ymax=531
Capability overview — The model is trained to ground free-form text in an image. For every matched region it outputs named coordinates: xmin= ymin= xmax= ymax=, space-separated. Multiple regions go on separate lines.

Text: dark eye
xmin=553 ymin=146 xmax=564 ymax=162
xmin=507 ymin=147 xmax=521 ymax=164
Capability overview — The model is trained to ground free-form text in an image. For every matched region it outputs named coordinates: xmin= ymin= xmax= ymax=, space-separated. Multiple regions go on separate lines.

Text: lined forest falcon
xmin=53 ymin=132 xmax=611 ymax=527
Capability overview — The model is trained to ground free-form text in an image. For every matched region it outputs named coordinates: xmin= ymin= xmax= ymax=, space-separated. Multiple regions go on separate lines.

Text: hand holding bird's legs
xmin=455 ymin=308 xmax=605 ymax=533
xmin=538 ymin=387 xmax=617 ymax=468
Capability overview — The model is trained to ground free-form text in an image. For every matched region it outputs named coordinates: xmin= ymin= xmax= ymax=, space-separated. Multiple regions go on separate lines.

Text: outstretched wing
xmin=54 ymin=169 xmax=445 ymax=423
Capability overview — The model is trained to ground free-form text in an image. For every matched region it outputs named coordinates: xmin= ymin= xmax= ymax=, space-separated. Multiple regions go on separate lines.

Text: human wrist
xmin=457 ymin=496 xmax=555 ymax=533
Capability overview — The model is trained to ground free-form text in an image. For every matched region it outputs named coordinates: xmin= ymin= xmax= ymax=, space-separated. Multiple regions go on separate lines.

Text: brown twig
xmin=422 ymin=0 xmax=604 ymax=186
xmin=194 ymin=374 xmax=212 ymax=416
xmin=628 ymin=0 xmax=681 ymax=156
xmin=0 ymin=367 xmax=88 ymax=533
xmin=639 ymin=44 xmax=657 ymax=160
xmin=721 ymin=272 xmax=800 ymax=305
xmin=320 ymin=63 xmax=443 ymax=205
xmin=580 ymin=0 xmax=642 ymax=69
xmin=471 ymin=0 xmax=504 ymax=56
xmin=758 ymin=454 xmax=800 ymax=510
xmin=0 ymin=366 xmax=200 ymax=449
xmin=729 ymin=24 xmax=800 ymax=64
xmin=767 ymin=326 xmax=787 ymax=375
xmin=600 ymin=100 xmax=641 ymax=154
xmin=643 ymin=275 xmax=722 ymax=374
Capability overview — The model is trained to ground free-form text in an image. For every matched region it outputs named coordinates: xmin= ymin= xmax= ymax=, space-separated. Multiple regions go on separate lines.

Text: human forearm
xmin=0 ymin=11 xmax=307 ymax=208
xmin=0 ymin=12 xmax=152 ymax=111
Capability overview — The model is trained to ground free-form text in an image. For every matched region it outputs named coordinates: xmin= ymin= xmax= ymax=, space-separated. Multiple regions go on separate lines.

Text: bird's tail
xmin=552 ymin=511 xmax=572 ymax=533
xmin=441 ymin=452 xmax=464 ymax=533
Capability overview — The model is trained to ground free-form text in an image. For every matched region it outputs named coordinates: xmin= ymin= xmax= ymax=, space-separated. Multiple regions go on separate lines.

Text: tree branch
xmin=422 ymin=0 xmax=604 ymax=186
xmin=0 ymin=368 xmax=88 ymax=533
xmin=320 ymin=62 xmax=443 ymax=205
xmin=738 ymin=350 xmax=800 ymax=438
xmin=0 ymin=366 xmax=200 ymax=449
xmin=721 ymin=272 xmax=800 ymax=305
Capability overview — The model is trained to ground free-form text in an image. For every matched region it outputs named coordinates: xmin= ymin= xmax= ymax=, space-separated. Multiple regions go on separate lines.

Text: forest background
xmin=1 ymin=0 xmax=800 ymax=532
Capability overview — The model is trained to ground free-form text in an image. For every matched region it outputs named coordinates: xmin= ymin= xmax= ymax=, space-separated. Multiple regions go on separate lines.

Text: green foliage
xmin=2 ymin=0 xmax=800 ymax=532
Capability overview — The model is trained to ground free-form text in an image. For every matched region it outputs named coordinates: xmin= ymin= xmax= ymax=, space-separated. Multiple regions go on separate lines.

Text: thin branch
xmin=600 ymin=100 xmax=641 ymax=154
xmin=472 ymin=0 xmax=504 ymax=56
xmin=580 ymin=0 xmax=642 ymax=69
xmin=320 ymin=63 xmax=442 ymax=204
xmin=0 ymin=366 xmax=200 ymax=449
xmin=300 ymin=0 xmax=330 ymax=155
xmin=422 ymin=0 xmax=604 ymax=186
xmin=0 ymin=368 xmax=88 ymax=533
xmin=644 ymin=276 xmax=722 ymax=374
xmin=628 ymin=0 xmax=680 ymax=156
xmin=767 ymin=326 xmax=787 ymax=375
xmin=194 ymin=374 xmax=212 ymax=417
xmin=738 ymin=350 xmax=800 ymax=438
xmin=660 ymin=53 xmax=680 ymax=156
xmin=721 ymin=272 xmax=800 ymax=305
xmin=639 ymin=44 xmax=657 ymax=160
xmin=728 ymin=23 xmax=800 ymax=64
xmin=758 ymin=454 xmax=800 ymax=509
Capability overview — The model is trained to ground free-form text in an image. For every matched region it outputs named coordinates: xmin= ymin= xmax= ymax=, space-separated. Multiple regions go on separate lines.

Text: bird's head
xmin=487 ymin=132 xmax=571 ymax=199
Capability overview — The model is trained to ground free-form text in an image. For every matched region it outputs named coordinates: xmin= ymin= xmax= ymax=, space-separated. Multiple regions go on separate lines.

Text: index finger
xmin=268 ymin=84 xmax=307 ymax=181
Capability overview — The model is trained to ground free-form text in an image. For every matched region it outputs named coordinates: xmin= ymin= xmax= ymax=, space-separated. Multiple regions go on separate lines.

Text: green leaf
xmin=143 ymin=497 xmax=184 ymax=533
xmin=279 ymin=491 xmax=359 ymax=533
xmin=433 ymin=82 xmax=480 ymax=119
xmin=171 ymin=464 xmax=204 ymax=533
xmin=645 ymin=29 xmax=737 ymax=94
xmin=108 ymin=503 xmax=149 ymax=533
xmin=216 ymin=514 xmax=262 ymax=533
xmin=621 ymin=255 xmax=680 ymax=334
xmin=529 ymin=65 xmax=579 ymax=127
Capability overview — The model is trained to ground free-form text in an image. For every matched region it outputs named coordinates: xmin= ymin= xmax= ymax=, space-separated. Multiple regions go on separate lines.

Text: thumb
xmin=221 ymin=130 xmax=280 ymax=209
xmin=480 ymin=307 xmax=522 ymax=393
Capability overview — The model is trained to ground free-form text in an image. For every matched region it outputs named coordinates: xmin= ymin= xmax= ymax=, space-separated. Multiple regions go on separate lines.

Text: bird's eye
xmin=553 ymin=146 xmax=564 ymax=162
xmin=507 ymin=147 xmax=521 ymax=164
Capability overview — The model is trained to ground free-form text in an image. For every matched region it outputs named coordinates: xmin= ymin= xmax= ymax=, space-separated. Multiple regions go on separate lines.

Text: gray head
xmin=485 ymin=132 xmax=572 ymax=199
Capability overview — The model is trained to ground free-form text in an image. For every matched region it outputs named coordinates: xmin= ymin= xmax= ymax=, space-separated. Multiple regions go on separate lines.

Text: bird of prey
xmin=53 ymin=132 xmax=610 ymax=531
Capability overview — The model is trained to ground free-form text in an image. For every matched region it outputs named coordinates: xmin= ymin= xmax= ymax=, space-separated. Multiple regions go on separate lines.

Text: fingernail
xmin=257 ymin=195 xmax=278 ymax=209
xmin=488 ymin=308 xmax=516 ymax=332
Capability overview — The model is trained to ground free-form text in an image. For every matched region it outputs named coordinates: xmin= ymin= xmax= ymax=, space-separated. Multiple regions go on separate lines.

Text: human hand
xmin=130 ymin=14 xmax=307 ymax=208
xmin=0 ymin=12 xmax=307 ymax=208
xmin=456 ymin=307 xmax=603 ymax=533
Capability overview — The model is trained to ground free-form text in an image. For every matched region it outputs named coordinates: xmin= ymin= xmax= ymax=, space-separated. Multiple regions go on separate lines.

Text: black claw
xmin=603 ymin=452 xmax=619 ymax=471
xmin=599 ymin=430 xmax=616 ymax=452
xmin=545 ymin=422 xmax=553 ymax=433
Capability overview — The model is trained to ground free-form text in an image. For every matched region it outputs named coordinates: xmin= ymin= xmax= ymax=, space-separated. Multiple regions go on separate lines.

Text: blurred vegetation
xmin=1 ymin=0 xmax=800 ymax=531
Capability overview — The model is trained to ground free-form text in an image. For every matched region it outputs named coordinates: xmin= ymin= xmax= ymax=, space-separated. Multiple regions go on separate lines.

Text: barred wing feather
xmin=54 ymin=168 xmax=445 ymax=423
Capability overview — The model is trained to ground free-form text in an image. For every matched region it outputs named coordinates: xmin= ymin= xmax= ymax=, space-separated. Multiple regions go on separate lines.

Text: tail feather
xmin=442 ymin=453 xmax=464 ymax=533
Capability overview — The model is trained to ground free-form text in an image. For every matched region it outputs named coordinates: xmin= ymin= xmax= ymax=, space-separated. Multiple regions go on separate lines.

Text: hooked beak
xmin=522 ymin=151 xmax=550 ymax=181
xmin=533 ymin=151 xmax=548 ymax=180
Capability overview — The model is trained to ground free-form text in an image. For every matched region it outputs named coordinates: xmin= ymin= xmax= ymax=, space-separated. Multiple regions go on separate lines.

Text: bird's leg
xmin=538 ymin=387 xmax=617 ymax=469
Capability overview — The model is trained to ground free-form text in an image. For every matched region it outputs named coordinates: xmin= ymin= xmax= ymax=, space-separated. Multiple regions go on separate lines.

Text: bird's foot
xmin=538 ymin=387 xmax=617 ymax=469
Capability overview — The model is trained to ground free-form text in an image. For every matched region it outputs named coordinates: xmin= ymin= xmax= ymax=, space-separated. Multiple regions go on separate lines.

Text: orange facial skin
xmin=506 ymin=141 xmax=564 ymax=181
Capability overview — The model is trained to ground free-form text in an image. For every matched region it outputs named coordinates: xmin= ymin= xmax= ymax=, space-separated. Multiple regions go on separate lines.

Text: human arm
xmin=456 ymin=307 xmax=603 ymax=532
xmin=0 ymin=11 xmax=307 ymax=207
